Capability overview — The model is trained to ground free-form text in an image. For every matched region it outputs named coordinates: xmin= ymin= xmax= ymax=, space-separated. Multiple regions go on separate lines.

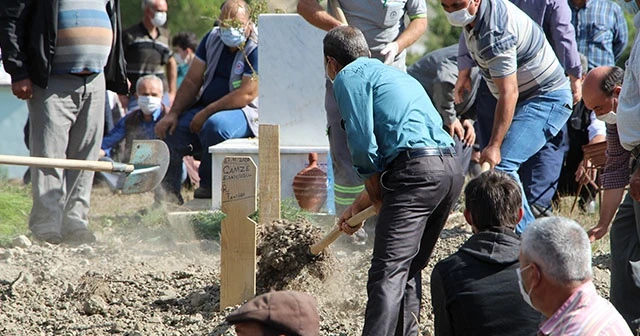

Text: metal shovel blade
xmin=119 ymin=140 xmax=169 ymax=194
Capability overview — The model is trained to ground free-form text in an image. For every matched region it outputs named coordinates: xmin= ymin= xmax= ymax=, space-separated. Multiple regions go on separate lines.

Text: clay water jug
xmin=292 ymin=153 xmax=328 ymax=212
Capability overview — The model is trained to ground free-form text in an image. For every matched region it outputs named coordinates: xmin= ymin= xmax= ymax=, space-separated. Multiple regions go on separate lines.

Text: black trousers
xmin=362 ymin=154 xmax=464 ymax=336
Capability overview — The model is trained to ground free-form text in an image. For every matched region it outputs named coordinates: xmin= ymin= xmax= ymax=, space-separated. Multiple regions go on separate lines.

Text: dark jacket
xmin=431 ymin=227 xmax=544 ymax=336
xmin=0 ymin=0 xmax=128 ymax=94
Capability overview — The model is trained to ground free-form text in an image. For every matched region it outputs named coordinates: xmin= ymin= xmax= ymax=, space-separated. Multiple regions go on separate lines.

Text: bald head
xmin=582 ymin=66 xmax=623 ymax=115
xmin=220 ymin=0 xmax=251 ymax=24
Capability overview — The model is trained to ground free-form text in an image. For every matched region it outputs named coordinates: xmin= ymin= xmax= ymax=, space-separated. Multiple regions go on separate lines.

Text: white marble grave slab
xmin=258 ymin=14 xmax=329 ymax=147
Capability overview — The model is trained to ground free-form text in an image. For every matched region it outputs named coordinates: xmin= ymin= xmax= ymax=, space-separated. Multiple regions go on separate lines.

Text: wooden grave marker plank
xmin=220 ymin=156 xmax=257 ymax=310
xmin=259 ymin=124 xmax=281 ymax=223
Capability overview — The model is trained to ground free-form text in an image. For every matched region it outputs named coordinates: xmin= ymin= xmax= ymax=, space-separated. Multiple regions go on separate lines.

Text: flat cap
xmin=226 ymin=291 xmax=320 ymax=336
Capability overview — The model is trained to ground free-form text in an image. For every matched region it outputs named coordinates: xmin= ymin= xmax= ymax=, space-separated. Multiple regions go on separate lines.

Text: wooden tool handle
xmin=481 ymin=162 xmax=491 ymax=172
xmin=309 ymin=205 xmax=376 ymax=256
xmin=0 ymin=155 xmax=134 ymax=173
xmin=329 ymin=0 xmax=348 ymax=24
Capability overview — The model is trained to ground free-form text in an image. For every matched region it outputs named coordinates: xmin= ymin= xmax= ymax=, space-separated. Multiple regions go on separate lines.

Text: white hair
xmin=520 ymin=217 xmax=592 ymax=284
xmin=135 ymin=75 xmax=163 ymax=94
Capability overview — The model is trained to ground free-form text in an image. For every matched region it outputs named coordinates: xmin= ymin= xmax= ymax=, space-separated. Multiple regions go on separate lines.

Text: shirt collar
xmin=471 ymin=0 xmax=489 ymax=34
xmin=538 ymin=281 xmax=596 ymax=335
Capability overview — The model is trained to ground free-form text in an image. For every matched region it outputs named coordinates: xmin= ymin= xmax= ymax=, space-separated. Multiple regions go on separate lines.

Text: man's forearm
xmin=489 ymin=96 xmax=517 ymax=147
xmin=200 ymin=83 xmax=257 ymax=119
xmin=297 ymin=0 xmax=343 ymax=31
xmin=166 ymin=58 xmax=178 ymax=96
xmin=598 ymin=187 xmax=625 ymax=228
xmin=395 ymin=17 xmax=427 ymax=52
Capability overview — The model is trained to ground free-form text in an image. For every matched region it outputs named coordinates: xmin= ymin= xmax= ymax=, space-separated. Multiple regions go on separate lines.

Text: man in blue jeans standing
xmin=326 ymin=26 xmax=464 ymax=335
xmin=154 ymin=0 xmax=258 ymax=204
xmin=442 ymin=0 xmax=572 ymax=233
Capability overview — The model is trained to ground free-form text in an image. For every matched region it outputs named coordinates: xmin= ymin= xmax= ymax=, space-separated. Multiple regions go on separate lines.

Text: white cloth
xmin=588 ymin=111 xmax=607 ymax=141
xmin=616 ymin=13 xmax=640 ymax=151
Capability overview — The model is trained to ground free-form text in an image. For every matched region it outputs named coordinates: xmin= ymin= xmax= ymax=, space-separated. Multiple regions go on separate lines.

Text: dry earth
xmin=0 ymin=188 xmax=612 ymax=336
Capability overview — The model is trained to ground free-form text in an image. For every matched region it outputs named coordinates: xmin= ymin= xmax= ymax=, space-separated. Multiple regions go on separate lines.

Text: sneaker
xmin=64 ymin=229 xmax=96 ymax=245
xmin=33 ymin=232 xmax=63 ymax=245
xmin=193 ymin=187 xmax=212 ymax=199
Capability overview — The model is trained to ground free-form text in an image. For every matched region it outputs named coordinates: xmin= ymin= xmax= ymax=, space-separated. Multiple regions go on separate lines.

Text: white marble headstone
xmin=257 ymin=14 xmax=329 ymax=147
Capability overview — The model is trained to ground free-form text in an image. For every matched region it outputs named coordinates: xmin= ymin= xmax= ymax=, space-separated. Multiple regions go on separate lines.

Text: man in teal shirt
xmin=325 ymin=26 xmax=464 ymax=336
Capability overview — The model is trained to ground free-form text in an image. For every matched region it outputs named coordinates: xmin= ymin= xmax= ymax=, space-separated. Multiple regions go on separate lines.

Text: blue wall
xmin=0 ymin=85 xmax=29 ymax=179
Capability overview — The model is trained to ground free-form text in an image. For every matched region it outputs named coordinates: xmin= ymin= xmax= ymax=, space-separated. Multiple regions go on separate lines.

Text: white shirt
xmin=616 ymin=13 xmax=640 ymax=151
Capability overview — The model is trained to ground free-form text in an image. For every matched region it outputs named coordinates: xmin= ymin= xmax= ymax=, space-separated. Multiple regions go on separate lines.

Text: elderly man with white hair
xmin=518 ymin=217 xmax=632 ymax=335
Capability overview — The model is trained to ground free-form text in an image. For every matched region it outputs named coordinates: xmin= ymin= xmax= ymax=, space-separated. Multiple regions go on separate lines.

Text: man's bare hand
xmin=337 ymin=205 xmax=364 ymax=235
xmin=449 ymin=118 xmax=465 ymax=142
xmin=454 ymin=69 xmax=472 ymax=105
xmin=189 ymin=110 xmax=209 ymax=134
xmin=12 ymin=79 xmax=33 ymax=100
xmin=480 ymin=144 xmax=501 ymax=168
xmin=462 ymin=119 xmax=476 ymax=146
xmin=587 ymin=224 xmax=609 ymax=242
xmin=570 ymin=75 xmax=582 ymax=106
xmin=155 ymin=113 xmax=179 ymax=139
xmin=575 ymin=159 xmax=596 ymax=185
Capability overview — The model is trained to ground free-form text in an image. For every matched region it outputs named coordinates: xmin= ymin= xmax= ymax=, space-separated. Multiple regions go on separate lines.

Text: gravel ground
xmin=0 ymin=208 xmax=612 ymax=336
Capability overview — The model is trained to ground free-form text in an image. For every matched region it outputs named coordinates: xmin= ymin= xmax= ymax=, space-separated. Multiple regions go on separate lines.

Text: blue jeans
xmin=518 ymin=124 xmax=569 ymax=214
xmin=161 ymin=106 xmax=253 ymax=198
xmin=475 ymin=80 xmax=572 ymax=233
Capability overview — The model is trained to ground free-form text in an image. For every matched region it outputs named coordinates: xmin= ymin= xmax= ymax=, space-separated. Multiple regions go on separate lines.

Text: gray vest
xmin=202 ymin=25 xmax=259 ymax=136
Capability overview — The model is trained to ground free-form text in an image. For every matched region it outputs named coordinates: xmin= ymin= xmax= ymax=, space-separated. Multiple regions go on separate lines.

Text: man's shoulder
xmin=123 ymin=22 xmax=144 ymax=35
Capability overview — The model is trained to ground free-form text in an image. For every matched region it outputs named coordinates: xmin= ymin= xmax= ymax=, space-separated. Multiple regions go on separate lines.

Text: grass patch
xmin=190 ymin=211 xmax=226 ymax=240
xmin=0 ymin=182 xmax=32 ymax=246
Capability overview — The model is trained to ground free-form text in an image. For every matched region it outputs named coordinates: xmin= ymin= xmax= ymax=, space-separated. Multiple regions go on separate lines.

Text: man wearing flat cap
xmin=226 ymin=291 xmax=320 ymax=336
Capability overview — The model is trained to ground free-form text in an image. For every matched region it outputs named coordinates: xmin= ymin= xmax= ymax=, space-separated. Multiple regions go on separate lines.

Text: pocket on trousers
xmin=544 ymin=102 xmax=571 ymax=140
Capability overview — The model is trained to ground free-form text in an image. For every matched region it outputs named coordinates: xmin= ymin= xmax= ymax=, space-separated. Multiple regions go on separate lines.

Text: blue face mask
xmin=220 ymin=27 xmax=247 ymax=48
xmin=617 ymin=0 xmax=640 ymax=14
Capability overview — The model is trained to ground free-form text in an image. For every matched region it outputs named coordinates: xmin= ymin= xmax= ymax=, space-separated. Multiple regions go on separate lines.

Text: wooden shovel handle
xmin=0 ymin=155 xmax=134 ymax=173
xmin=481 ymin=162 xmax=491 ymax=172
xmin=309 ymin=205 xmax=376 ymax=256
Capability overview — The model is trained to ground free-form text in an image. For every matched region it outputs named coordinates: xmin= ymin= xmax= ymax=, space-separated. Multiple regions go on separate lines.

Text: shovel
xmin=309 ymin=205 xmax=376 ymax=256
xmin=0 ymin=140 xmax=169 ymax=194
xmin=308 ymin=162 xmax=492 ymax=256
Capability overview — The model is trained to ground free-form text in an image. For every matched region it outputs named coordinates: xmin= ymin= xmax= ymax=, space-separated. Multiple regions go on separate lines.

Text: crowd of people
xmin=1 ymin=0 xmax=640 ymax=334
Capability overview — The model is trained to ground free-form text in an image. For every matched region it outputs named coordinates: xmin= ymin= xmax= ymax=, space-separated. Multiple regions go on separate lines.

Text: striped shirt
xmin=569 ymin=0 xmax=628 ymax=70
xmin=52 ymin=0 xmax=113 ymax=74
xmin=122 ymin=23 xmax=172 ymax=94
xmin=538 ymin=282 xmax=633 ymax=336
xmin=462 ymin=0 xmax=568 ymax=101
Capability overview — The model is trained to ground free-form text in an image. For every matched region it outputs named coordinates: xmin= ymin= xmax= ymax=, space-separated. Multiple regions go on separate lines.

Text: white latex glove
xmin=380 ymin=42 xmax=399 ymax=65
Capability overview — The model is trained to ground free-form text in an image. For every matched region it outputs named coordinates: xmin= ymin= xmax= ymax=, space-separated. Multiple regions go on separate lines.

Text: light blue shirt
xmin=333 ymin=57 xmax=454 ymax=179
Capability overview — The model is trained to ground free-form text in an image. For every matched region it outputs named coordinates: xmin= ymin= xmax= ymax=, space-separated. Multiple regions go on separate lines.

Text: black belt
xmin=392 ymin=146 xmax=456 ymax=166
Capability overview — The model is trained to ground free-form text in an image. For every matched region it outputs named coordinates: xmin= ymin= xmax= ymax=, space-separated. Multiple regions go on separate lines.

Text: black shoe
xmin=33 ymin=232 xmax=63 ymax=245
xmin=193 ymin=187 xmax=212 ymax=199
xmin=64 ymin=229 xmax=96 ymax=245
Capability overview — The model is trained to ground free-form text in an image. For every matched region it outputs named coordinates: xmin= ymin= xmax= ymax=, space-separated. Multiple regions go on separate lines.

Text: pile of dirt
xmin=257 ymin=218 xmax=336 ymax=293
xmin=0 ymin=210 xmax=613 ymax=336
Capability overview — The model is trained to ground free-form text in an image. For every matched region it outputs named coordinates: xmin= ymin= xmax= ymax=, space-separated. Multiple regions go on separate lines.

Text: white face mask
xmin=174 ymin=53 xmax=184 ymax=64
xmin=325 ymin=62 xmax=334 ymax=85
xmin=516 ymin=264 xmax=535 ymax=309
xmin=138 ymin=95 xmax=162 ymax=115
xmin=445 ymin=1 xmax=476 ymax=27
xmin=596 ymin=111 xmax=617 ymax=124
xmin=151 ymin=11 xmax=167 ymax=27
